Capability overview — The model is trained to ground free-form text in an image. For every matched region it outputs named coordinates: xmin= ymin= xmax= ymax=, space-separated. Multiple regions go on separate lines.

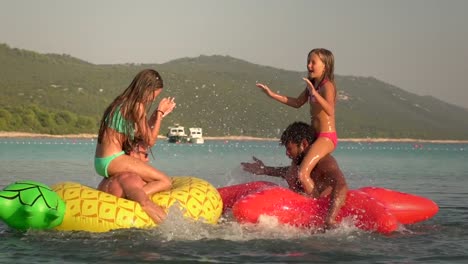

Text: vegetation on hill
xmin=1 ymin=43 xmax=467 ymax=139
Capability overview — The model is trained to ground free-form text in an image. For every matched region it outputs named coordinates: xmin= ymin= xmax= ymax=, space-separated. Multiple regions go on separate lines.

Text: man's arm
xmin=325 ymin=179 xmax=347 ymax=229
xmin=263 ymin=166 xmax=289 ymax=178
xmin=241 ymin=156 xmax=289 ymax=178
xmin=321 ymin=157 xmax=348 ymax=229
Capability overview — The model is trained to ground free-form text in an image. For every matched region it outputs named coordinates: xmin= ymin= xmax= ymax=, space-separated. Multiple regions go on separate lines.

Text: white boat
xmin=167 ymin=124 xmax=188 ymax=143
xmin=188 ymin=127 xmax=204 ymax=144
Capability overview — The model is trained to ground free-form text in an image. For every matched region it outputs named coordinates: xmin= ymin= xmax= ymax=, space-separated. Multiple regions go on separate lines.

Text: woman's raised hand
xmin=157 ymin=97 xmax=176 ymax=117
xmin=255 ymin=83 xmax=273 ymax=96
xmin=302 ymin=78 xmax=316 ymax=96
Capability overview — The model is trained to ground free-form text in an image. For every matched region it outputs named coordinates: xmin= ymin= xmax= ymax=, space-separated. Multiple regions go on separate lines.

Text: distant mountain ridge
xmin=1 ymin=43 xmax=467 ymax=139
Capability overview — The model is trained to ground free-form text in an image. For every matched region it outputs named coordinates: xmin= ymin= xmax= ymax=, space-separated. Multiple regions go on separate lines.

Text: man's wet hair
xmin=123 ymin=137 xmax=148 ymax=155
xmin=280 ymin=122 xmax=316 ymax=145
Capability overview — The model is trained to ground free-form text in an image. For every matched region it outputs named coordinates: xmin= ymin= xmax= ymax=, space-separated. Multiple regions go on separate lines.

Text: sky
xmin=1 ymin=0 xmax=467 ymax=108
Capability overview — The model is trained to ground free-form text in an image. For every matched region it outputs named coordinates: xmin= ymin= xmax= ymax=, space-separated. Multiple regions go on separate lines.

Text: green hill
xmin=1 ymin=43 xmax=467 ymax=139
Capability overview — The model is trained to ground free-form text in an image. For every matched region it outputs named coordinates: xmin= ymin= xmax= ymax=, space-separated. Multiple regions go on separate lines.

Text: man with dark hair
xmin=241 ymin=121 xmax=348 ymax=229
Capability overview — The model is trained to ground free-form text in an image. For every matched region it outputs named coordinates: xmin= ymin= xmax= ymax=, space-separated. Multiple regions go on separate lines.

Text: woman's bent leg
xmin=107 ymin=155 xmax=172 ymax=195
xmin=117 ymin=173 xmax=167 ymax=224
xmin=298 ymin=137 xmax=335 ymax=195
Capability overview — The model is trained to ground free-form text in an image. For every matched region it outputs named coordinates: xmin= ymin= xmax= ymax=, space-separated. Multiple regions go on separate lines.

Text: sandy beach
xmin=1 ymin=131 xmax=467 ymax=144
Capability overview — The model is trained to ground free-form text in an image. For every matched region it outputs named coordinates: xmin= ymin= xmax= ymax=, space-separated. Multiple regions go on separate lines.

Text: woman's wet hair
xmin=97 ymin=69 xmax=163 ymax=145
xmin=308 ymin=48 xmax=336 ymax=101
xmin=123 ymin=137 xmax=147 ymax=155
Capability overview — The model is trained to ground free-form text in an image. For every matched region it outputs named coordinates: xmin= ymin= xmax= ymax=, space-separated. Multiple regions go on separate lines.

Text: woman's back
xmin=95 ymin=128 xmax=126 ymax=157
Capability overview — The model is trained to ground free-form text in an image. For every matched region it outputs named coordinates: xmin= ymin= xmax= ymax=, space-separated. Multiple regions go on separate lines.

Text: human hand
xmin=255 ymin=83 xmax=272 ymax=96
xmin=241 ymin=156 xmax=266 ymax=175
xmin=140 ymin=202 xmax=167 ymax=224
xmin=157 ymin=97 xmax=176 ymax=117
xmin=302 ymin=78 xmax=317 ymax=96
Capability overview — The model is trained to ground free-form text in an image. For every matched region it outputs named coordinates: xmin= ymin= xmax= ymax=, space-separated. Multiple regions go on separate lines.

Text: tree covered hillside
xmin=1 ymin=43 xmax=467 ymax=139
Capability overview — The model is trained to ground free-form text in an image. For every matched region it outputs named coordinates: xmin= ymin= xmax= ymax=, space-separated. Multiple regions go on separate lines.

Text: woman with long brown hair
xmin=94 ymin=69 xmax=176 ymax=223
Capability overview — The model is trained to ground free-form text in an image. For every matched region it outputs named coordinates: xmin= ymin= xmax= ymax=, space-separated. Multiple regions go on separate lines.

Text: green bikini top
xmin=106 ymin=106 xmax=135 ymax=139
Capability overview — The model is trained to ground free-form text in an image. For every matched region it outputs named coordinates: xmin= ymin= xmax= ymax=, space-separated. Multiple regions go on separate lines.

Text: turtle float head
xmin=0 ymin=180 xmax=65 ymax=230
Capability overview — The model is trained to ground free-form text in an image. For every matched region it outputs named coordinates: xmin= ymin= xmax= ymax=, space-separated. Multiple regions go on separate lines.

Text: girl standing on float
xmin=255 ymin=48 xmax=337 ymax=196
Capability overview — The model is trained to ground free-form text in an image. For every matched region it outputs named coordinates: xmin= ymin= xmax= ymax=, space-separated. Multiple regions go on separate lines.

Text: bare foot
xmin=141 ymin=202 xmax=166 ymax=224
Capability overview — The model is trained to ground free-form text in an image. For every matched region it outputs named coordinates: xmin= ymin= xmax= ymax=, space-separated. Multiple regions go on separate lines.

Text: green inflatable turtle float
xmin=0 ymin=180 xmax=65 ymax=230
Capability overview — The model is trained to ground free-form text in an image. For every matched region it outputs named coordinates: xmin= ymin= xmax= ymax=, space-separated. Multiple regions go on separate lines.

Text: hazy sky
xmin=1 ymin=0 xmax=467 ymax=108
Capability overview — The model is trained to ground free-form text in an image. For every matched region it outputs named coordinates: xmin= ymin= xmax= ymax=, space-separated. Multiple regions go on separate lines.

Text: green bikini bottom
xmin=94 ymin=151 xmax=125 ymax=178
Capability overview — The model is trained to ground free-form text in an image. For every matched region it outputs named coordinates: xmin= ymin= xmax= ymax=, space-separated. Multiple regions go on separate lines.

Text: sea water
xmin=0 ymin=138 xmax=467 ymax=263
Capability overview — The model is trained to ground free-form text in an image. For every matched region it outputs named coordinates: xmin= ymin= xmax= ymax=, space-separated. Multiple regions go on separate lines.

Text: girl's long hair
xmin=97 ymin=69 xmax=163 ymax=146
xmin=308 ymin=48 xmax=336 ymax=101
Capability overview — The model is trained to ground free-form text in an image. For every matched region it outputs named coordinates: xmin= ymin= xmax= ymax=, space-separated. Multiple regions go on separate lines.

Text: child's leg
xmin=298 ymin=137 xmax=335 ymax=195
xmin=117 ymin=173 xmax=167 ymax=224
xmin=107 ymin=155 xmax=172 ymax=195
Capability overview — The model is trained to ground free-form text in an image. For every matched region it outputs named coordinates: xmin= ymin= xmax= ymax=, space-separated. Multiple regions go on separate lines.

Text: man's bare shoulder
xmin=317 ymin=154 xmax=339 ymax=168
xmin=319 ymin=155 xmax=347 ymax=183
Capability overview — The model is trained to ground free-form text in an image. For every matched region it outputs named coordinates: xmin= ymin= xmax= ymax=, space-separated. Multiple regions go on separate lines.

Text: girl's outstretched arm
xmin=256 ymin=83 xmax=308 ymax=108
xmin=303 ymin=78 xmax=335 ymax=116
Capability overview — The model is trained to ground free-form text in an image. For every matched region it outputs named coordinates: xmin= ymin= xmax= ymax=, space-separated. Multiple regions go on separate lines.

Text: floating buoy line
xmin=0 ymin=140 xmax=466 ymax=152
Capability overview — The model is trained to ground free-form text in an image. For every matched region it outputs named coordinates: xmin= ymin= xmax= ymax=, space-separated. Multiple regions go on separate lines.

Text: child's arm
xmin=145 ymin=97 xmax=176 ymax=146
xmin=134 ymin=103 xmax=159 ymax=147
xmin=303 ymin=78 xmax=335 ymax=116
xmin=256 ymin=83 xmax=308 ymax=108
xmin=146 ymin=108 xmax=164 ymax=146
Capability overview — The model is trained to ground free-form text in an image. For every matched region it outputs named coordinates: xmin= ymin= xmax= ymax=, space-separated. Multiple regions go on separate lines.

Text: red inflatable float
xmin=218 ymin=181 xmax=277 ymax=213
xmin=217 ymin=182 xmax=438 ymax=234
xmin=358 ymin=186 xmax=439 ymax=225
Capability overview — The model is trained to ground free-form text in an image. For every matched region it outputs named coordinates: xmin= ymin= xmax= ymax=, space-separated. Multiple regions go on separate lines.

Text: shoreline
xmin=1 ymin=131 xmax=467 ymax=144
